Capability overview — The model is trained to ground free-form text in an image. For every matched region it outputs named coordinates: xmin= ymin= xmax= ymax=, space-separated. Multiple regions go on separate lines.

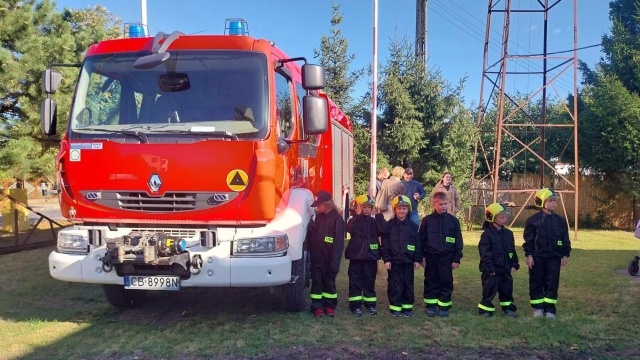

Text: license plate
xmin=124 ymin=275 xmax=180 ymax=291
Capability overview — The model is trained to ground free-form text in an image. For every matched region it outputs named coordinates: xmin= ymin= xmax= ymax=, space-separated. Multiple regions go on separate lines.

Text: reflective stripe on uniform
xmin=544 ymin=297 xmax=557 ymax=304
xmin=389 ymin=305 xmax=402 ymax=311
xmin=402 ymin=304 xmax=413 ymax=309
xmin=438 ymin=300 xmax=452 ymax=307
xmin=363 ymin=296 xmax=377 ymax=302
xmin=424 ymin=298 xmax=438 ymax=305
xmin=500 ymin=301 xmax=512 ymax=306
xmin=530 ymin=298 xmax=544 ymax=304
xmin=348 ymin=296 xmax=363 ymax=302
xmin=478 ymin=304 xmax=495 ymax=312
xmin=310 ymin=293 xmax=322 ymax=299
xmin=322 ymin=292 xmax=337 ymax=299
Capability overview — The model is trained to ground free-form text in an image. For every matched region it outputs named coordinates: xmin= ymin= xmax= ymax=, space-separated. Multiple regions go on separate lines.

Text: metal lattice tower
xmin=470 ymin=0 xmax=579 ymax=239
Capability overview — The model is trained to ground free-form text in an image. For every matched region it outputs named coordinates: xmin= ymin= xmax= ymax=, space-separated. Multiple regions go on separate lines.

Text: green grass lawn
xmin=0 ymin=229 xmax=639 ymax=359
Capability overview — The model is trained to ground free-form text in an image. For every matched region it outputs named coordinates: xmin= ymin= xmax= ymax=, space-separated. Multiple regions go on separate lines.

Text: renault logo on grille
xmin=148 ymin=174 xmax=162 ymax=193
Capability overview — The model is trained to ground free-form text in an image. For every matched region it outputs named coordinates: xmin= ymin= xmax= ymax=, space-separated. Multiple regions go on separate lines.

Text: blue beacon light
xmin=228 ymin=21 xmax=244 ymax=35
xmin=128 ymin=24 xmax=146 ymax=38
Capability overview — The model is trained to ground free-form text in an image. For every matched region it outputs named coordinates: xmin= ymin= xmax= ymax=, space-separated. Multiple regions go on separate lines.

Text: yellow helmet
xmin=391 ymin=195 xmax=412 ymax=211
xmin=355 ymin=194 xmax=375 ymax=206
xmin=485 ymin=203 xmax=508 ymax=222
xmin=534 ymin=188 xmax=558 ymax=208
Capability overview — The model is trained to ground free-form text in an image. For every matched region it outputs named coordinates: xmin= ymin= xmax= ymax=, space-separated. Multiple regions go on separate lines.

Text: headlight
xmin=234 ymin=235 xmax=288 ymax=254
xmin=57 ymin=230 xmax=89 ymax=254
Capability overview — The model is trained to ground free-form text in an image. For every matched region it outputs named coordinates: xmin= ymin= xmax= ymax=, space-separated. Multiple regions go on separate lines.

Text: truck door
xmin=331 ymin=121 xmax=354 ymax=215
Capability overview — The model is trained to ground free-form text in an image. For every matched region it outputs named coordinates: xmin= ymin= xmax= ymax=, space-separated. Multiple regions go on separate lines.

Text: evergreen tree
xmin=578 ymin=0 xmax=640 ymax=211
xmin=378 ymin=35 xmax=473 ymax=204
xmin=314 ymin=3 xmax=374 ymax=195
xmin=313 ymin=3 xmax=364 ymax=116
xmin=0 ymin=0 xmax=120 ymax=180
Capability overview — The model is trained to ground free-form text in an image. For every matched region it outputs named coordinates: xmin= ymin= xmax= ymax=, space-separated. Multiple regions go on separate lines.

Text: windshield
xmin=69 ymin=50 xmax=268 ymax=140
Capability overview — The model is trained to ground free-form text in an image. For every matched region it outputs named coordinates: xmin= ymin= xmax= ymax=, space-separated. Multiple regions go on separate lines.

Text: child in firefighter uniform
xmin=477 ymin=203 xmax=519 ymax=318
xmin=523 ymin=188 xmax=571 ymax=318
xmin=380 ymin=195 xmax=421 ymax=317
xmin=345 ymin=194 xmax=386 ymax=316
xmin=418 ymin=191 xmax=463 ymax=317
xmin=308 ymin=190 xmax=345 ymax=318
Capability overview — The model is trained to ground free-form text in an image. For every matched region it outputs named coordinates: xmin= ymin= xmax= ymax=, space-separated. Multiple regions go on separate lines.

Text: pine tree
xmin=0 ymin=1 xmax=120 ymax=180
xmin=313 ymin=3 xmax=364 ymax=116
xmin=314 ymin=3 xmax=375 ymax=195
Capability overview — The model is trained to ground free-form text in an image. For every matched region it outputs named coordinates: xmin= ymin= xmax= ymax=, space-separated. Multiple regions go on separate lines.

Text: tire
xmin=102 ymin=284 xmax=145 ymax=307
xmin=282 ymin=251 xmax=309 ymax=312
xmin=628 ymin=259 xmax=639 ymax=276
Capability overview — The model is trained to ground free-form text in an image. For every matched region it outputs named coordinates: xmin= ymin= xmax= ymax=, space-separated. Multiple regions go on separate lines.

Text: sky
xmin=54 ymin=0 xmax=611 ymax=109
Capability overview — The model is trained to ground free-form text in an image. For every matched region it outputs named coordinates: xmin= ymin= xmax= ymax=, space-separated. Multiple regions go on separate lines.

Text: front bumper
xmin=49 ymin=241 xmax=293 ymax=287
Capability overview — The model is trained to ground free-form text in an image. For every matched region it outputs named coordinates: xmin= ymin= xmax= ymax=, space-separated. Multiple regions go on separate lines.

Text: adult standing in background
xmin=430 ymin=172 xmax=460 ymax=216
xmin=402 ymin=167 xmax=426 ymax=225
xmin=375 ymin=168 xmax=390 ymax=197
xmin=375 ymin=166 xmax=406 ymax=221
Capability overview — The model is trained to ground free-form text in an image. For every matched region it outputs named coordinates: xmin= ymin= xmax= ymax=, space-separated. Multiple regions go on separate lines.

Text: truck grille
xmin=79 ymin=190 xmax=239 ymax=212
xmin=118 ymin=192 xmax=196 ymax=212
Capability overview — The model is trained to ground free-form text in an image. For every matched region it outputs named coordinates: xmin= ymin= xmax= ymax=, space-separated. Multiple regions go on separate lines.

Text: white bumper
xmin=49 ymin=242 xmax=293 ymax=287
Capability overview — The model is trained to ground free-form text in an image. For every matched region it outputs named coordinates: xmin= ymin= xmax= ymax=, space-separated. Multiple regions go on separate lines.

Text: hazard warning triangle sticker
xmin=226 ymin=169 xmax=248 ymax=191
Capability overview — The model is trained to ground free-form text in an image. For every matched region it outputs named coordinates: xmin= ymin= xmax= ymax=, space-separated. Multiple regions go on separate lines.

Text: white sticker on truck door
xmin=70 ymin=149 xmax=81 ymax=162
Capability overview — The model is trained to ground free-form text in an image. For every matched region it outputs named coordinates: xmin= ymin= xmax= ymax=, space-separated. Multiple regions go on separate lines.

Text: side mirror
xmin=41 ymin=99 xmax=57 ymax=135
xmin=303 ymin=95 xmax=328 ymax=134
xmin=42 ymin=70 xmax=62 ymax=94
xmin=301 ymin=64 xmax=326 ymax=90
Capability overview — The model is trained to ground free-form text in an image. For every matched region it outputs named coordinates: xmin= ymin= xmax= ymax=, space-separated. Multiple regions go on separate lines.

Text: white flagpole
xmin=141 ymin=0 xmax=148 ymax=34
xmin=369 ymin=0 xmax=378 ymax=198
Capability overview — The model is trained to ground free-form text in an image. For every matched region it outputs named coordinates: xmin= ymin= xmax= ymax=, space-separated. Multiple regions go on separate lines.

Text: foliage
xmin=314 ymin=3 xmax=376 ymax=196
xmin=578 ymin=0 xmax=640 ymax=201
xmin=473 ymin=92 xmax=573 ymax=183
xmin=0 ymin=0 xmax=120 ymax=181
xmin=376 ymin=35 xmax=474 ymax=206
xmin=579 ymin=74 xmax=640 ymax=198
xmin=313 ymin=3 xmax=365 ymax=116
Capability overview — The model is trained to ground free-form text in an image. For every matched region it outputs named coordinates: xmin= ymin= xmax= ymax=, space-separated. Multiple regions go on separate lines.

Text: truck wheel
xmin=102 ymin=284 xmax=145 ymax=307
xmin=628 ymin=259 xmax=639 ymax=276
xmin=282 ymin=251 xmax=309 ymax=312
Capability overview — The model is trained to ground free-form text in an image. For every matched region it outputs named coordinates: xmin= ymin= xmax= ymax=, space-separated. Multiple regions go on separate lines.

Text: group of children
xmin=306 ymin=187 xmax=571 ymax=319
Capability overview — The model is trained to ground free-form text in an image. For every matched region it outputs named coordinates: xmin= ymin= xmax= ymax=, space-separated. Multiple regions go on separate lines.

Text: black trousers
xmin=529 ymin=256 xmax=561 ymax=314
xmin=423 ymin=252 xmax=454 ymax=309
xmin=478 ymin=272 xmax=516 ymax=313
xmin=310 ymin=266 xmax=337 ymax=311
xmin=387 ymin=263 xmax=415 ymax=312
xmin=348 ymin=259 xmax=378 ymax=310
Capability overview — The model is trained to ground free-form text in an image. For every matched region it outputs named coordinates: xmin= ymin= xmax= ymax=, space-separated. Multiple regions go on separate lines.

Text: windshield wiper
xmin=153 ymin=130 xmax=239 ymax=140
xmin=76 ymin=127 xmax=148 ymax=143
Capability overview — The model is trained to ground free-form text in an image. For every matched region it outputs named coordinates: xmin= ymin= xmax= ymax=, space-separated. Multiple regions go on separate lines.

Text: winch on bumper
xmin=101 ymin=232 xmax=203 ymax=279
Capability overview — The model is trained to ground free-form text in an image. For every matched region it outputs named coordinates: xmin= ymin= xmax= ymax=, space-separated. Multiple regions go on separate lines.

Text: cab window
xmin=275 ymin=73 xmax=294 ymax=139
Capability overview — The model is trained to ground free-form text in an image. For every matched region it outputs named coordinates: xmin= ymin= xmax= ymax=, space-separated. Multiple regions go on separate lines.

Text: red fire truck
xmin=41 ymin=20 xmax=354 ymax=311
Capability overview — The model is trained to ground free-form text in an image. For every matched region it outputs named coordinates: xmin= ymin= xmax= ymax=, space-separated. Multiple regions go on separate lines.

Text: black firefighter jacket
xmin=380 ymin=217 xmax=421 ymax=264
xmin=346 ymin=213 xmax=385 ymax=261
xmin=478 ymin=225 xmax=520 ymax=274
xmin=523 ymin=211 xmax=571 ymax=259
xmin=418 ymin=211 xmax=464 ymax=263
xmin=308 ymin=209 xmax=345 ymax=276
